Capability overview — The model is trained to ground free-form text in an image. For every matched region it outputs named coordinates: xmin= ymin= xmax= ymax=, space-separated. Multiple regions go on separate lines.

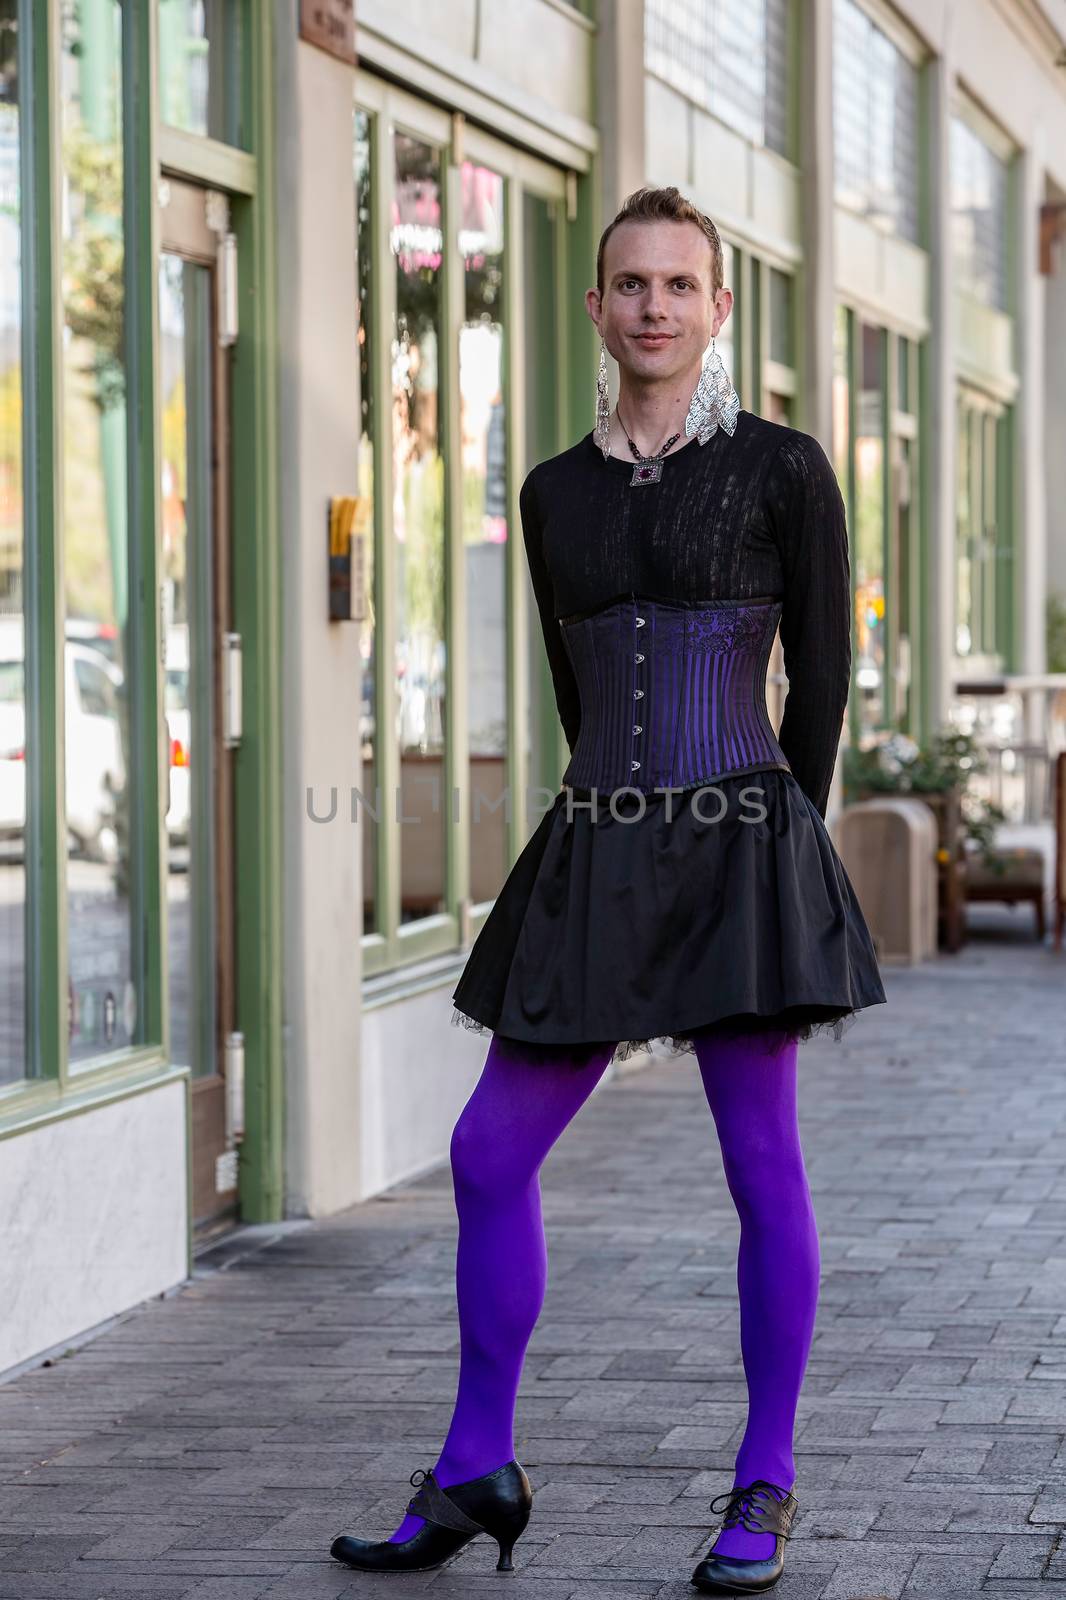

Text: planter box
xmin=851 ymin=785 xmax=966 ymax=953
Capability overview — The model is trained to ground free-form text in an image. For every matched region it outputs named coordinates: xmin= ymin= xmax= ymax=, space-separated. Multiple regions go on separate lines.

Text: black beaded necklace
xmin=616 ymin=406 xmax=685 ymax=487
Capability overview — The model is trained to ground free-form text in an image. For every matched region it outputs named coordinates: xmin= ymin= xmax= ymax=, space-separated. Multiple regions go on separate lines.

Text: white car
xmin=0 ymin=653 xmax=25 ymax=843
xmin=0 ymin=622 xmax=126 ymax=860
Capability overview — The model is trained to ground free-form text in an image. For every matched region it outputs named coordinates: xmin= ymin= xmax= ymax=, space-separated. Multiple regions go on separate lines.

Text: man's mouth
xmin=635 ymin=333 xmax=673 ymax=346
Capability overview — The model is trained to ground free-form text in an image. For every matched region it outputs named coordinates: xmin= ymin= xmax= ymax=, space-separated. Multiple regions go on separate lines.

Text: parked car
xmin=0 ymin=621 xmax=126 ymax=861
xmin=0 ymin=654 xmax=26 ymax=844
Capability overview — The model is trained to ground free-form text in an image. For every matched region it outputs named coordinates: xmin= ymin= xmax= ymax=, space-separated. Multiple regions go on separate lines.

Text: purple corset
xmin=558 ymin=595 xmax=792 ymax=796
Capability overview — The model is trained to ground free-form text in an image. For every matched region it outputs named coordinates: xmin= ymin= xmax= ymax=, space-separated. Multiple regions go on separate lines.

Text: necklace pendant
xmin=630 ymin=457 xmax=663 ymax=486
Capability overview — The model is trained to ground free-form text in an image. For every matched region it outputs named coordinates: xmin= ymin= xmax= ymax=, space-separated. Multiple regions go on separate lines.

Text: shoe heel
xmin=488 ymin=1507 xmax=530 ymax=1571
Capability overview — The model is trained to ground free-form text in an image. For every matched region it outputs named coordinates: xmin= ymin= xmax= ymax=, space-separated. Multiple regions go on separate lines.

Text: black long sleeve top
xmin=520 ymin=408 xmax=852 ymax=820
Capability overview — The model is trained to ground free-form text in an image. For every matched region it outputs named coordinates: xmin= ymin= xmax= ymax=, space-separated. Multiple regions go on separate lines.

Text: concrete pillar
xmin=275 ymin=4 xmax=365 ymax=1216
xmin=595 ymin=0 xmax=647 ymax=224
xmin=1045 ymin=187 xmax=1066 ymax=604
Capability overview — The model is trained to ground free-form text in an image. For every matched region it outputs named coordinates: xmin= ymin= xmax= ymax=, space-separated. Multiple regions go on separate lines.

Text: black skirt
xmin=451 ymin=770 xmax=887 ymax=1065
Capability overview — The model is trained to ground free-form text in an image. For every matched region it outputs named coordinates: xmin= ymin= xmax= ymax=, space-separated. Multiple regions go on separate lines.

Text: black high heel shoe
xmin=330 ymin=1458 xmax=533 ymax=1573
xmin=690 ymin=1478 xmax=798 ymax=1594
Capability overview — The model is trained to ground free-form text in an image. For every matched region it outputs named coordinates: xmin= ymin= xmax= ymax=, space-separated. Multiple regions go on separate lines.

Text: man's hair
xmin=596 ymin=186 xmax=725 ymax=298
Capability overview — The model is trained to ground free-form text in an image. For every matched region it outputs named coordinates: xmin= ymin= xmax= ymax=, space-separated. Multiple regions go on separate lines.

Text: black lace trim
xmin=450 ymin=1004 xmax=859 ymax=1065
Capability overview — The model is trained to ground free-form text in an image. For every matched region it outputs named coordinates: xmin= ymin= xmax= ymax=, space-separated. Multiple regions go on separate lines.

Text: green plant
xmin=843 ymin=727 xmax=987 ymax=795
xmin=843 ymin=727 xmax=1007 ymax=864
xmin=959 ymin=792 xmax=1010 ymax=869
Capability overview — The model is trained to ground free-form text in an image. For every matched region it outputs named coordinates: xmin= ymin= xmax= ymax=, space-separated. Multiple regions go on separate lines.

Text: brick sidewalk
xmin=2 ymin=914 xmax=1065 ymax=1598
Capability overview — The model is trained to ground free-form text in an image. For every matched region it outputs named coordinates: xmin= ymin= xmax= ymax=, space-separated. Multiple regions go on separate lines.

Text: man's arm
xmin=766 ymin=431 xmax=852 ymax=821
xmin=520 ymin=467 xmax=581 ymax=757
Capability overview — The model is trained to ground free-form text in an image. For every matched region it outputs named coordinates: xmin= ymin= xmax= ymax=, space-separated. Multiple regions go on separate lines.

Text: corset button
xmin=635 ymin=616 xmax=645 ymax=627
xmin=631 ymin=759 xmax=640 ymax=771
xmin=633 ymin=688 xmax=644 ymax=698
xmin=635 ymin=652 xmax=644 ymax=663
xmin=633 ymin=724 xmax=642 ymax=735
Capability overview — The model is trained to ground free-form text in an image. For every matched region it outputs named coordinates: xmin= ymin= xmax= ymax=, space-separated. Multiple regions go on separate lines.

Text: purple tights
xmin=387 ymin=1027 xmax=820 ymax=1562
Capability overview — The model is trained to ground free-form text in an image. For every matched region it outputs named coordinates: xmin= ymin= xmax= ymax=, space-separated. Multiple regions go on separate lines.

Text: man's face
xmin=589 ymin=219 xmax=733 ymax=383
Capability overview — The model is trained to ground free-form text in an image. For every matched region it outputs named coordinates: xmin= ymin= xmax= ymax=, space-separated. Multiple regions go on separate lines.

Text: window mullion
xmin=24 ymin=0 xmax=66 ymax=1086
xmin=440 ymin=147 xmax=465 ymax=926
xmin=123 ymin=0 xmax=164 ymax=1054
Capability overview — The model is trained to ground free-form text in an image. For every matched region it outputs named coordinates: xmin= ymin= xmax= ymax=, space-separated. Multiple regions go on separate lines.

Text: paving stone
xmin=2 ymin=924 xmax=1066 ymax=1595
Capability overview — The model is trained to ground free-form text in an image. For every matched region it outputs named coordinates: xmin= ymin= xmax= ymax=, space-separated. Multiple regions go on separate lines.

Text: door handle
xmin=222 ymin=632 xmax=242 ymax=749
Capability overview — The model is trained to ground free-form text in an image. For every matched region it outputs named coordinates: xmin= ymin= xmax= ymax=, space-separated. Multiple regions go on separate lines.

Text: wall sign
xmin=328 ymin=495 xmax=369 ymax=621
xmin=299 ymin=0 xmax=356 ymax=66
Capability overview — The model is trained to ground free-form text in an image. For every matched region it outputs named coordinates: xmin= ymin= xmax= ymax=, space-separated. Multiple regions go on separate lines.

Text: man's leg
xmin=693 ymin=1028 xmax=820 ymax=1561
xmin=388 ymin=1031 xmax=616 ymax=1541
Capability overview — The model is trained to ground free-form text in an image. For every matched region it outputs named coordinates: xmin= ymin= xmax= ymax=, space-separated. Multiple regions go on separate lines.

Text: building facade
xmin=2 ymin=0 xmax=1064 ymax=1376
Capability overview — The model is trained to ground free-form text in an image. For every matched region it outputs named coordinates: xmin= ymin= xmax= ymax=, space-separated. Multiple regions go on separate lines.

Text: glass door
xmin=158 ymin=177 xmax=238 ymax=1235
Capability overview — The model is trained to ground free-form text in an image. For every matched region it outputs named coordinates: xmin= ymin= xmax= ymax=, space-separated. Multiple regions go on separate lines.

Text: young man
xmin=332 ymin=186 xmax=885 ymax=1595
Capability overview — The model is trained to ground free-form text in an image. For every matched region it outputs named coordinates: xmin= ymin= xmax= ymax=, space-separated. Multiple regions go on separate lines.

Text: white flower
xmin=878 ymin=733 xmax=920 ymax=777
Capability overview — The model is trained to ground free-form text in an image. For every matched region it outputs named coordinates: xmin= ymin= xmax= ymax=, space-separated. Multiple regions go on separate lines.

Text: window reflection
xmin=460 ymin=162 xmax=508 ymax=903
xmin=158 ymin=0 xmax=240 ymax=145
xmin=768 ymin=266 xmax=793 ymax=367
xmin=61 ymin=0 xmax=138 ymax=1059
xmin=355 ymin=109 xmax=378 ymax=930
xmin=855 ymin=321 xmax=886 ymax=736
xmin=715 ymin=237 xmax=736 ymax=399
xmin=955 ymin=390 xmax=1006 ymax=663
xmin=950 ymin=115 xmax=1010 ymax=312
xmin=158 ymin=252 xmax=219 ymax=1075
xmin=833 ymin=0 xmax=920 ymax=243
xmin=391 ymin=132 xmax=446 ymax=926
xmin=644 ymin=0 xmax=790 ymax=158
xmin=831 ymin=304 xmax=850 ymax=485
xmin=522 ymin=191 xmax=561 ymax=797
xmin=0 ymin=0 xmax=25 ymax=1084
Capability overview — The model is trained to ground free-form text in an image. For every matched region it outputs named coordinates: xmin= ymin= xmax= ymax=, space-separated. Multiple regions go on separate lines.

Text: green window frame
xmin=354 ymin=73 xmax=588 ymax=981
xmin=157 ymin=0 xmax=246 ymax=150
xmin=836 ymin=301 xmax=926 ymax=747
xmin=0 ymin=1 xmax=167 ymax=1117
xmin=955 ymin=384 xmax=1013 ymax=673
xmin=721 ymin=240 xmax=799 ymax=426
xmin=644 ymin=0 xmax=795 ymax=163
xmin=1 ymin=0 xmax=282 ymax=1227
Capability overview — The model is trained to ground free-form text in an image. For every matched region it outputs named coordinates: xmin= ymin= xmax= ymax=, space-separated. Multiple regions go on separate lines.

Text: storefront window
xmin=459 ymin=161 xmax=508 ymax=904
xmin=768 ymin=266 xmax=793 ymax=367
xmin=715 ymin=236 xmax=736 ymax=397
xmin=522 ymin=190 xmax=561 ymax=798
xmin=645 ymin=0 xmax=791 ymax=159
xmin=0 ymin=0 xmax=24 ymax=1084
xmin=60 ymin=0 xmax=139 ymax=1060
xmin=355 ymin=108 xmax=378 ymax=932
xmin=158 ymin=0 xmax=243 ymax=146
xmin=950 ymin=114 xmax=1010 ymax=312
xmin=391 ymin=131 xmax=446 ymax=927
xmin=956 ymin=387 xmax=1009 ymax=664
xmin=358 ymin=84 xmax=572 ymax=966
xmin=897 ymin=335 xmax=911 ymax=412
xmin=854 ymin=320 xmax=886 ymax=736
xmin=766 ymin=264 xmax=795 ymax=424
xmin=833 ymin=0 xmax=920 ymax=243
xmin=831 ymin=303 xmax=850 ymax=485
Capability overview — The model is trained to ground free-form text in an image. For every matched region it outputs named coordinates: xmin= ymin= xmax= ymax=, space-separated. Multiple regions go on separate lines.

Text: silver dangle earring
xmin=594 ymin=335 xmax=612 ymax=459
xmin=685 ymin=336 xmax=740 ymax=444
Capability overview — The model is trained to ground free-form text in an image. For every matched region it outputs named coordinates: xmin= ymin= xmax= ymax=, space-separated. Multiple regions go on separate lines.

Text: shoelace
xmin=709 ymin=1479 xmax=791 ymax=1533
